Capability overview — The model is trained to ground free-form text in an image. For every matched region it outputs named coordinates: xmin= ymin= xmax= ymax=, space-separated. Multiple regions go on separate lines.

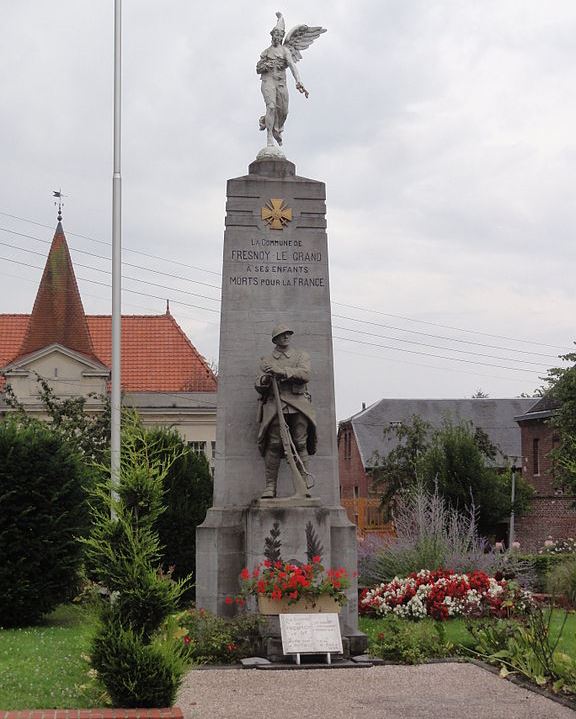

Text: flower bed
xmin=360 ymin=569 xmax=532 ymax=620
xmin=228 ymin=557 xmax=350 ymax=608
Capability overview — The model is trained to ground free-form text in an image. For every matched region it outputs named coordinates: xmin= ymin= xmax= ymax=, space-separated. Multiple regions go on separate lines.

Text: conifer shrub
xmin=0 ymin=419 xmax=88 ymax=627
xmin=144 ymin=427 xmax=213 ymax=597
xmin=83 ymin=415 xmax=191 ymax=707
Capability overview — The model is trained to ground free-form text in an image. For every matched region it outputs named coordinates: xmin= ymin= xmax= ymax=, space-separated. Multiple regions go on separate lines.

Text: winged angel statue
xmin=257 ymin=12 xmax=326 ymax=154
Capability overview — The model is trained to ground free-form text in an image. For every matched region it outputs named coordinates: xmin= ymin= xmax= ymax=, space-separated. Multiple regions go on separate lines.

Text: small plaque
xmin=279 ymin=613 xmax=343 ymax=655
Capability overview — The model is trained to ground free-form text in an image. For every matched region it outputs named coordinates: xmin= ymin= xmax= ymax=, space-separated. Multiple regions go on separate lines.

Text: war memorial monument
xmin=196 ymin=12 xmax=366 ymax=657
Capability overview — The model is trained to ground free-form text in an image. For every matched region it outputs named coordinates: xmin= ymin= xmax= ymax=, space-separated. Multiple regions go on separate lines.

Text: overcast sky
xmin=2 ymin=1 xmax=575 ymax=420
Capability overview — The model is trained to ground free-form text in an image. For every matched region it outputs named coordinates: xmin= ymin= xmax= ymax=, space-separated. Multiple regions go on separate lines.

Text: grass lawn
xmin=0 ymin=604 xmax=99 ymax=710
xmin=360 ymin=609 xmax=576 ymax=658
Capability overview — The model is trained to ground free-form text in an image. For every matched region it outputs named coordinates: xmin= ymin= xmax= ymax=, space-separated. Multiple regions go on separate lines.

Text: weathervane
xmin=53 ymin=189 xmax=67 ymax=222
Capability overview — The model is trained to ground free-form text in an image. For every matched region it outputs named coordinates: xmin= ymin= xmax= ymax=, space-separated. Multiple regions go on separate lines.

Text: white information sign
xmin=279 ymin=613 xmax=343 ymax=655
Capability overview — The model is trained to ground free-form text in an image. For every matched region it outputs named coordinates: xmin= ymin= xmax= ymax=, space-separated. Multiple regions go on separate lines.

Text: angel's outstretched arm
xmin=285 ymin=48 xmax=309 ymax=98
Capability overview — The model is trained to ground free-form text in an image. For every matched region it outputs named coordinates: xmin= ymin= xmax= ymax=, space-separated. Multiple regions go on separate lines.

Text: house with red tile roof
xmin=0 ymin=221 xmax=217 ymax=464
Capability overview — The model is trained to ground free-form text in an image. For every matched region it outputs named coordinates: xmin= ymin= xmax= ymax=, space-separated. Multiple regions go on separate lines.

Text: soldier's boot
xmin=261 ymin=452 xmax=281 ymax=499
xmin=290 ymin=445 xmax=311 ymax=498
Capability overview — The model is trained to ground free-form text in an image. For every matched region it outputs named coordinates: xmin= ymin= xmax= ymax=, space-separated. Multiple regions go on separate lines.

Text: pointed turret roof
xmin=16 ymin=221 xmax=98 ymax=361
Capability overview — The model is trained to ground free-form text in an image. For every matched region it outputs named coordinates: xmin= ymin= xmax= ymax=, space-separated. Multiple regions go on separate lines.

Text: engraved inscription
xmin=228 ymin=235 xmax=326 ymax=289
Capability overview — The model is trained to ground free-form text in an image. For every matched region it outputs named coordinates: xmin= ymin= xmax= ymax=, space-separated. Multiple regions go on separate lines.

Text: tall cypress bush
xmin=0 ymin=419 xmax=88 ymax=627
xmin=83 ymin=416 xmax=190 ymax=707
xmin=145 ymin=427 xmax=213 ymax=594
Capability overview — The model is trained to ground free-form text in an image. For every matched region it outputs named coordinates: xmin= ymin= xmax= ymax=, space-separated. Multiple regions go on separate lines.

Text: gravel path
xmin=177 ymin=662 xmax=575 ymax=719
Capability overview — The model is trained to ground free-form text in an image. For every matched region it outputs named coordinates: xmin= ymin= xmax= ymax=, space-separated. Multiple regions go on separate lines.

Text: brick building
xmin=514 ymin=397 xmax=576 ymax=550
xmin=0 ymin=219 xmax=217 ymax=466
xmin=338 ymin=398 xmax=534 ymax=536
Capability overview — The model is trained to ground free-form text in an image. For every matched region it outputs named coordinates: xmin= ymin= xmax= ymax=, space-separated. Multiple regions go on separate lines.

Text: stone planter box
xmin=257 ymin=594 xmax=341 ymax=615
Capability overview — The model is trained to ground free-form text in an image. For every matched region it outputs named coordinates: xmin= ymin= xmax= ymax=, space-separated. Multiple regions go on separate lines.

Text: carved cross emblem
xmin=261 ymin=198 xmax=293 ymax=230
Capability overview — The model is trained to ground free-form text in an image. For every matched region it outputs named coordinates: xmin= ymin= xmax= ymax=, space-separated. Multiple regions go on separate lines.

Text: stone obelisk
xmin=196 ymin=12 xmax=365 ymax=655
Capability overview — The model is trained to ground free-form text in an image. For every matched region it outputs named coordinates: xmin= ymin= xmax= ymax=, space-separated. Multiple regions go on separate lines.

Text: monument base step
xmin=252 ymin=496 xmax=321 ymax=508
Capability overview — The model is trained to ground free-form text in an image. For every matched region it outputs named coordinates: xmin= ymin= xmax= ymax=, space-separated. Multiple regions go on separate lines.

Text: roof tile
xmin=0 ymin=313 xmax=217 ymax=393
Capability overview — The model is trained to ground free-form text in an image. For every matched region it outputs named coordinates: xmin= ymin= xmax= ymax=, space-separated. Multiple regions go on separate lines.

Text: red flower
xmin=240 ymin=568 xmax=250 ymax=580
xmin=183 ymin=635 xmax=191 ymax=645
xmin=312 ymin=555 xmax=321 ymax=563
xmin=225 ymin=596 xmax=234 ymax=605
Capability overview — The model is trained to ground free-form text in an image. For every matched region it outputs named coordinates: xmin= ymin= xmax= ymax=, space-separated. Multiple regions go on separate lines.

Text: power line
xmin=333 ymin=301 xmax=572 ymax=351
xmin=0 ymin=212 xmax=221 ymax=276
xmin=0 ymin=239 xmax=220 ymax=305
xmin=1 ymin=210 xmax=572 ymax=352
xmin=333 ymin=313 xmax=559 ymax=359
xmin=333 ymin=335 xmax=545 ymax=374
xmin=334 ymin=346 xmax=534 ymax=385
xmin=0 ymin=253 xmax=562 ymax=374
xmin=332 ymin=324 xmax=550 ymax=368
xmin=0 ymin=255 xmax=220 ymax=315
xmin=0 ymin=227 xmax=221 ymax=291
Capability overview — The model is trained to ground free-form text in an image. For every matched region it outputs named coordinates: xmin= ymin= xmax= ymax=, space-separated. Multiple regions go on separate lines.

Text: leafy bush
xmin=519 ymin=554 xmax=568 ymax=592
xmin=148 ymin=428 xmax=213 ymax=596
xmin=83 ymin=415 xmax=191 ymax=707
xmin=91 ymin=613 xmax=186 ymax=708
xmin=0 ymin=420 xmax=88 ymax=627
xmin=467 ymin=607 xmax=576 ymax=694
xmin=177 ymin=608 xmax=263 ymax=664
xmin=370 ymin=615 xmax=452 ymax=664
xmin=358 ymin=534 xmax=387 ymax=586
xmin=370 ymin=417 xmax=532 ymax=534
xmin=548 ymin=558 xmax=576 ymax=606
xmin=366 ymin=483 xmax=532 ymax=586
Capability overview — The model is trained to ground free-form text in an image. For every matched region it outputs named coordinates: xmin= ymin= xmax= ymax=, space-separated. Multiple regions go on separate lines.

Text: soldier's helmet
xmin=271 ymin=323 xmax=294 ymax=342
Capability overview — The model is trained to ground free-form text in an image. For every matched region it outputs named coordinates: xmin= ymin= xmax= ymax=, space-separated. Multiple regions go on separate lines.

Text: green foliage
xmin=0 ymin=605 xmax=101 ymax=710
xmin=0 ymin=420 xmax=88 ymax=627
xmin=91 ymin=614 xmax=186 ymax=708
xmin=518 ymin=553 xmax=570 ymax=592
xmin=543 ymin=349 xmax=576 ymax=491
xmin=3 ymin=374 xmax=110 ymax=466
xmin=370 ymin=414 xmax=431 ymax=509
xmin=370 ymin=615 xmax=453 ymax=664
xmin=148 ymin=427 xmax=213 ymax=593
xmin=466 ymin=607 xmax=576 ymax=693
xmin=371 ymin=417 xmax=532 ymax=534
xmin=365 ymin=483 xmax=531 ymax=585
xmin=177 ymin=609 xmax=263 ymax=664
xmin=548 ymin=558 xmax=576 ymax=606
xmin=83 ymin=415 xmax=190 ymax=707
xmin=420 ymin=422 xmax=532 ymax=534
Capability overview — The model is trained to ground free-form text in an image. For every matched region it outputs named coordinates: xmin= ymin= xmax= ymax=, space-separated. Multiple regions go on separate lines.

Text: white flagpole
xmin=111 ymin=0 xmax=122 ymax=509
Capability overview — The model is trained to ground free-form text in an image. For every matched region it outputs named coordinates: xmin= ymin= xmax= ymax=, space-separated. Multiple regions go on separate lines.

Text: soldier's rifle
xmin=270 ymin=374 xmax=311 ymax=497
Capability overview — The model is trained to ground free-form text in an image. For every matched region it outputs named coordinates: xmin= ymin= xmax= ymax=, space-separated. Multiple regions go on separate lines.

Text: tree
xmin=144 ymin=427 xmax=213 ymax=595
xmin=0 ymin=419 xmax=89 ymax=626
xmin=371 ymin=416 xmax=532 ymax=535
xmin=419 ymin=421 xmax=531 ymax=535
xmin=370 ymin=415 xmax=431 ymax=508
xmin=3 ymin=374 xmax=110 ymax=465
xmin=542 ymin=349 xmax=576 ymax=492
xmin=83 ymin=416 xmax=189 ymax=707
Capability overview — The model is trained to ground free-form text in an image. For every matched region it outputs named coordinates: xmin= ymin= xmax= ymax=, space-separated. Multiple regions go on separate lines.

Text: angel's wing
xmin=283 ymin=24 xmax=327 ymax=63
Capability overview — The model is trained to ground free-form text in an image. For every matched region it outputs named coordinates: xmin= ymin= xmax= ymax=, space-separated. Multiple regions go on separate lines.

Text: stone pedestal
xmin=196 ymin=157 xmax=366 ymax=654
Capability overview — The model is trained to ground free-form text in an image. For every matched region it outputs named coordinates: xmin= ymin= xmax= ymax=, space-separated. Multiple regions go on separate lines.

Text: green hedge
xmin=0 ymin=420 xmax=88 ymax=627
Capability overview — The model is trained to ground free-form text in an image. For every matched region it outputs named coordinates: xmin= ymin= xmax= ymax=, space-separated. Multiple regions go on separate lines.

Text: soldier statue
xmin=256 ymin=324 xmax=317 ymax=498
